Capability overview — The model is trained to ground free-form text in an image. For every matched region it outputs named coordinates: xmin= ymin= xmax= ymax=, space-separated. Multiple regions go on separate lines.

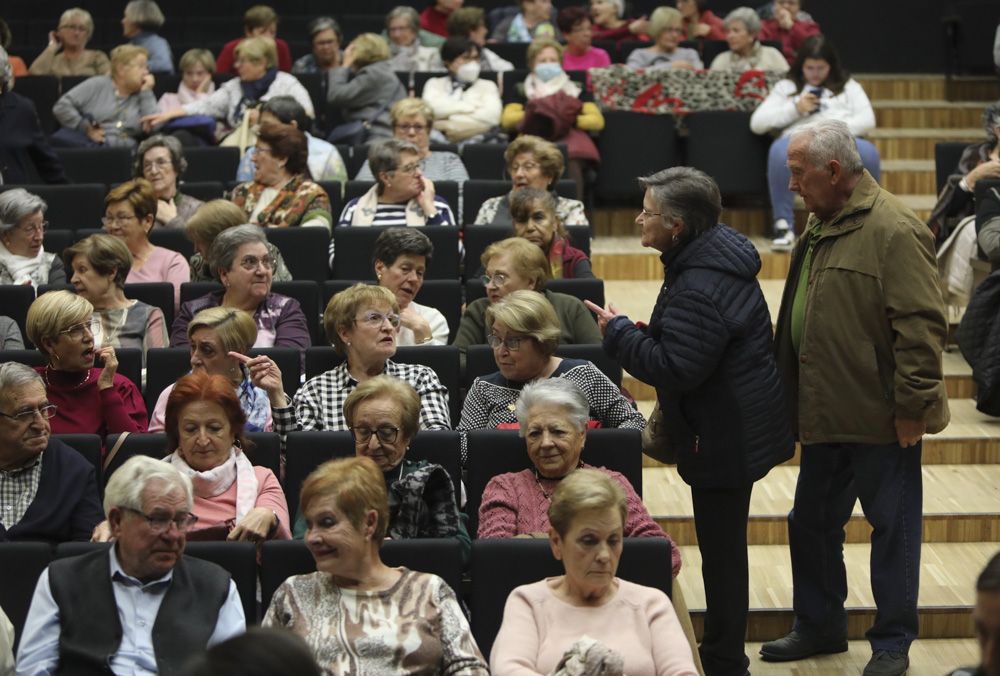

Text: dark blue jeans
xmin=789 ymin=441 xmax=922 ymax=653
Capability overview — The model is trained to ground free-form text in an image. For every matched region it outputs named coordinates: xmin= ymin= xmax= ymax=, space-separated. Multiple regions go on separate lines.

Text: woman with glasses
xmin=24 ymin=290 xmax=147 ymax=436
xmin=170 ymin=225 xmax=310 ymax=350
xmin=510 ymin=187 xmax=593 ymax=279
xmin=239 ymin=284 xmax=450 ymax=439
xmin=134 ymin=135 xmax=204 ymax=230
xmin=102 ymin=179 xmax=191 ymax=310
xmin=373 ymin=228 xmax=450 ymax=346
xmin=355 ymin=98 xmax=469 ymax=182
xmin=454 ymin=237 xmax=600 ymax=349
xmin=0 ymin=189 xmax=66 ymax=287
xmin=185 ymin=200 xmax=292 ymax=283
xmin=625 ymin=7 xmax=702 ymax=71
xmin=29 ymin=7 xmax=110 ymax=76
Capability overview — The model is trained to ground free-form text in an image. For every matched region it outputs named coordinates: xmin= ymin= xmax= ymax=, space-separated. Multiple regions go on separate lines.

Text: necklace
xmin=44 ymin=365 xmax=90 ymax=390
xmin=533 ymin=462 xmax=584 ymax=500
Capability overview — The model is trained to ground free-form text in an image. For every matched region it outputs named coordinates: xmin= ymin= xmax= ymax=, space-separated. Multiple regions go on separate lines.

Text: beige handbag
xmin=220 ymin=108 xmax=256 ymax=154
xmin=641 ymin=402 xmax=678 ymax=465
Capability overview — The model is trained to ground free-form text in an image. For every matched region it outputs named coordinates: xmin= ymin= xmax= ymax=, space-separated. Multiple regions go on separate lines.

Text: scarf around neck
xmin=0 ymin=239 xmax=50 ymax=286
xmin=351 ymin=184 xmax=430 ymax=226
xmin=525 ymin=72 xmax=580 ymax=100
xmin=165 ymin=448 xmax=259 ymax=524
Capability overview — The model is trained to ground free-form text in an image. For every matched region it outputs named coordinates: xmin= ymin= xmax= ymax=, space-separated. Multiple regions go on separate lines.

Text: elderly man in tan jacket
xmin=762 ymin=118 xmax=949 ymax=676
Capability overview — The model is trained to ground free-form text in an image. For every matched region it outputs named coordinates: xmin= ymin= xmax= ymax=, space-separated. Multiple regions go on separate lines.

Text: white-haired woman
xmin=29 ymin=7 xmax=110 ymax=76
xmin=626 ymin=7 xmax=702 ymax=71
xmin=386 ymin=6 xmax=443 ymax=71
xmin=0 ymin=189 xmax=66 ymax=286
xmin=121 ymin=0 xmax=174 ymax=74
xmin=134 ymin=134 xmax=204 ymax=229
xmin=709 ymin=7 xmax=789 ymax=73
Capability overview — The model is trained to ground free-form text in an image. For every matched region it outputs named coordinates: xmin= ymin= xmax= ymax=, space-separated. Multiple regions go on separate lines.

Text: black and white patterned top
xmin=456 ymin=358 xmax=645 ymax=464
xmin=0 ymin=455 xmax=42 ymax=529
xmin=273 ymin=360 xmax=451 ymax=435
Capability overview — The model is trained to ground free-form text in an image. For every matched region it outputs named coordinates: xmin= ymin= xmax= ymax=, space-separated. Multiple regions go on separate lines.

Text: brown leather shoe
xmin=759 ymin=630 xmax=848 ymax=662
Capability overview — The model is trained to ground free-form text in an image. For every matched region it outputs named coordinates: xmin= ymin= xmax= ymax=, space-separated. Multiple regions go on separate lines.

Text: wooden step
xmin=855 ymin=74 xmax=1000 ymax=102
xmin=644 ymin=464 xmax=1000 ymax=545
xmin=873 ymin=100 xmax=987 ymax=129
xmin=870 ymin=128 xmax=981 ymax=161
xmin=744 ymin=638 xmax=978 ymax=675
xmin=593 ymin=237 xmax=791 ymax=281
xmin=882 ymin=159 xmax=937 ymax=195
xmin=677 ymin=542 xmax=994 ymax=641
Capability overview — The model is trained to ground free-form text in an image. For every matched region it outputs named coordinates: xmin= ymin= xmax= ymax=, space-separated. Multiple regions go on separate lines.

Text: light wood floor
xmin=744 ymin=639 xmax=978 ymax=675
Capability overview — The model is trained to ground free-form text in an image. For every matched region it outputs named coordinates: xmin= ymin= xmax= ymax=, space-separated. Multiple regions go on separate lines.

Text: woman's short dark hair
xmin=557 ymin=6 xmax=590 ymax=35
xmin=134 ymin=134 xmax=187 ymax=178
xmin=638 ymin=166 xmax=721 ymax=245
xmin=63 ymin=234 xmax=133 ymax=289
xmin=258 ymin=122 xmax=309 ymax=176
xmin=261 ymin=96 xmax=312 ymax=133
xmin=440 ymin=36 xmax=477 ymax=64
xmin=790 ymin=35 xmax=848 ymax=95
xmin=446 ymin=7 xmax=485 ymax=37
xmin=372 ymin=228 xmax=434 ymax=268
xmin=180 ymin=627 xmax=322 ymax=676
xmin=307 ymin=16 xmax=342 ymax=44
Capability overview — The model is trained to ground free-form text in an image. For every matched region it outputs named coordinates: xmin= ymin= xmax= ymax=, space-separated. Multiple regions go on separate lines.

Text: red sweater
xmin=420 ymin=6 xmax=451 ymax=37
xmin=683 ymin=10 xmax=726 ymax=41
xmin=216 ymin=37 xmax=293 ymax=75
xmin=38 ymin=367 xmax=148 ymax=438
xmin=759 ymin=19 xmax=821 ymax=63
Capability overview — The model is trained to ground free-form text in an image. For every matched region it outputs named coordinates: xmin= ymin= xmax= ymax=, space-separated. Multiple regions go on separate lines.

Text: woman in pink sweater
xmin=490 ymin=469 xmax=698 ymax=675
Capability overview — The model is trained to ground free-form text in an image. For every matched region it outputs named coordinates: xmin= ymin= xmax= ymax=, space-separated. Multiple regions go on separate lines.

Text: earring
xmin=377 ymin=273 xmax=382 ymax=280
xmin=672 ymin=233 xmax=680 ymax=243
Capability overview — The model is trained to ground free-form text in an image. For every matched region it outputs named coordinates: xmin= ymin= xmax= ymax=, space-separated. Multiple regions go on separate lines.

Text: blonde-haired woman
xmin=25 ymin=290 xmax=147 ymax=437
xmin=51 ymin=44 xmax=156 ymax=148
xmin=453 ymin=238 xmax=600 ymax=348
xmin=157 ymin=48 xmax=216 ymax=112
xmin=263 ymin=456 xmax=487 ymax=674
xmin=64 ymin=234 xmax=168 ymax=358
xmin=150 ymin=307 xmax=271 ymax=433
xmin=327 ymin=33 xmax=406 ymax=142
xmin=185 ymin=199 xmax=292 ymax=282
xmin=491 ymin=469 xmax=698 ymax=675
xmin=626 ymin=6 xmax=702 ymax=71
xmin=29 ymin=7 xmax=110 ymax=76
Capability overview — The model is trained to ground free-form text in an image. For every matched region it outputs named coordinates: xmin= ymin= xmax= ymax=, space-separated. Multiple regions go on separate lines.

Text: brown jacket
xmin=774 ymin=171 xmax=950 ymax=444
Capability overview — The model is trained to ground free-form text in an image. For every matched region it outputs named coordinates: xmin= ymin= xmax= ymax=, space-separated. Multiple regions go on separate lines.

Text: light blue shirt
xmin=130 ymin=32 xmax=174 ymax=75
xmin=15 ymin=546 xmax=245 ymax=675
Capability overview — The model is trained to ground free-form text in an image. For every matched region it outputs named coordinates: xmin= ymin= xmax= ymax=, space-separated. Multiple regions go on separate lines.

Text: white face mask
xmin=455 ymin=61 xmax=481 ymax=84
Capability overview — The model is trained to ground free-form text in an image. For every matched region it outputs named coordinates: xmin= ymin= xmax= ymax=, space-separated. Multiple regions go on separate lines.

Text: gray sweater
xmin=626 ymin=47 xmax=703 ymax=71
xmin=327 ymin=61 xmax=406 ymax=140
xmin=52 ymin=76 xmax=157 ymax=148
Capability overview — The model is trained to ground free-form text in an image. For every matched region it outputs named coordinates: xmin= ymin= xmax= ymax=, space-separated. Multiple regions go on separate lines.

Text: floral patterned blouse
xmin=230 ymin=174 xmax=332 ymax=230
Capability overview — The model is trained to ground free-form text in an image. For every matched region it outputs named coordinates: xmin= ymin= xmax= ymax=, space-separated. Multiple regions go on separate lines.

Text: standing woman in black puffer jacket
xmin=585 ymin=166 xmax=794 ymax=676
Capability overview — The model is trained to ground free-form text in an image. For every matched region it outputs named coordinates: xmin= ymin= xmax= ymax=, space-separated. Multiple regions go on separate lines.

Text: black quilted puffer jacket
xmin=603 ymin=224 xmax=794 ymax=488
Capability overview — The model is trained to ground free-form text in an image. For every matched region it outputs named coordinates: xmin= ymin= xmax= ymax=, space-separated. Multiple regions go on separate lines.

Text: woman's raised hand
xmin=229 ymin=351 xmax=286 ymax=406
xmin=583 ymin=300 xmax=622 ymax=335
xmin=96 ymin=346 xmax=118 ymax=390
xmin=228 ymin=507 xmax=278 ymax=543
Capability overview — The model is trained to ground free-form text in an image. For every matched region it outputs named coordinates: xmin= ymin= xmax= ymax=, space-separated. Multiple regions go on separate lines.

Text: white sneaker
xmin=771 ymin=220 xmax=795 ymax=251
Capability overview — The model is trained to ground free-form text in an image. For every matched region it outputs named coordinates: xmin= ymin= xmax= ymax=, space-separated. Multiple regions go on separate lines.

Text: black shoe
xmin=759 ymin=629 xmax=848 ymax=662
xmin=863 ymin=650 xmax=909 ymax=676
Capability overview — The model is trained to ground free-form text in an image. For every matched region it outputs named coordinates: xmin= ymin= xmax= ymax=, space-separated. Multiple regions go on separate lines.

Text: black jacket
xmin=603 ymin=224 xmax=794 ymax=487
xmin=0 ymin=91 xmax=67 ymax=184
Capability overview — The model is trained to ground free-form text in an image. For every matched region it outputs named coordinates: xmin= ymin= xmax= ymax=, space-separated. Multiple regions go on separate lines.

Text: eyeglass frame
xmin=101 ymin=214 xmax=138 ymax=227
xmin=0 ymin=405 xmax=58 ymax=423
xmin=122 ymin=507 xmax=199 ymax=534
xmin=394 ymin=123 xmax=427 ymax=133
xmin=13 ymin=221 xmax=49 ymax=235
xmin=354 ymin=311 xmax=402 ymax=329
xmin=237 ymin=254 xmax=275 ymax=271
xmin=481 ymin=272 xmax=510 ymax=287
xmin=391 ymin=161 xmax=422 ymax=176
xmin=349 ymin=426 xmax=401 ymax=445
xmin=487 ymin=333 xmax=525 ymax=351
xmin=58 ymin=319 xmax=99 ymax=340
xmin=141 ymin=157 xmax=174 ymax=172
xmin=638 ymin=207 xmax=664 ymax=220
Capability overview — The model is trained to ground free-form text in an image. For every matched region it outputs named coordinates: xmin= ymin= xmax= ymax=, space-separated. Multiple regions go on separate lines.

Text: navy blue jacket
xmin=0 ymin=91 xmax=67 ymax=185
xmin=603 ymin=225 xmax=794 ymax=487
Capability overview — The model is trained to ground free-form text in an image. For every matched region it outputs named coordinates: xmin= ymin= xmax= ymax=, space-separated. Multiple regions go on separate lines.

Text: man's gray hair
xmin=104 ymin=455 xmax=193 ymax=515
xmin=0 ymin=188 xmax=48 ymax=234
xmin=386 ymin=6 xmax=420 ymax=32
xmin=515 ymin=378 xmax=591 ymax=435
xmin=134 ymin=134 xmax=187 ymax=177
xmin=0 ymin=362 xmax=44 ymax=394
xmin=369 ymin=138 xmax=421 ymax=192
xmin=208 ymin=224 xmax=268 ymax=276
xmin=724 ymin=7 xmax=761 ymax=35
xmin=982 ymin=100 xmax=1000 ymax=146
xmin=789 ymin=118 xmax=864 ymax=174
xmin=638 ymin=166 xmax=721 ymax=244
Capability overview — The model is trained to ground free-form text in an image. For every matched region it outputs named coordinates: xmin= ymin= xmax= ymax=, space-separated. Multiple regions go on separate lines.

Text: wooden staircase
xmin=589 ymin=74 xmax=1000 ymax=673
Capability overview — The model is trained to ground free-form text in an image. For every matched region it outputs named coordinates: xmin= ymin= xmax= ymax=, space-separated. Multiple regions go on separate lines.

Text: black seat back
xmin=0 ymin=542 xmax=52 ymax=651
xmin=0 ymin=183 xmax=106 ymax=231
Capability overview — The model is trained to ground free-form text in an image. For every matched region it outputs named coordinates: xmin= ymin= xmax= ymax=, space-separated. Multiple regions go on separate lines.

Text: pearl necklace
xmin=44 ymin=366 xmax=90 ymax=390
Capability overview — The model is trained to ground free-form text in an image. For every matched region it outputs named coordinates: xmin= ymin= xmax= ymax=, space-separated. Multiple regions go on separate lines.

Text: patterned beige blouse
xmin=263 ymin=567 xmax=488 ymax=675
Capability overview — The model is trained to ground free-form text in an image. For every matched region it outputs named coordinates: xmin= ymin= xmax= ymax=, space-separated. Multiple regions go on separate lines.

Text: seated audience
xmin=51 ymin=44 xmax=156 ymax=148
xmin=263 ymin=456 xmax=487 ymax=673
xmin=374 ymin=228 xmax=450 ymax=346
xmin=64 ymin=234 xmax=168 ymax=357
xmin=0 ymin=19 xmax=28 ymax=76
xmin=710 ymin=6 xmax=789 ymax=73
xmin=356 ymin=98 xmax=469 ymax=181
xmin=458 ymin=290 xmax=642 ymax=433
xmin=243 ymin=284 xmax=450 ymax=434
xmin=16 ymin=455 xmax=245 ymax=672
xmin=25 ymin=290 xmax=147 ymax=436
xmin=455 ymin=238 xmax=601 ymax=348
xmin=103 ymin=179 xmax=191 ymax=308
xmin=150 ymin=307 xmax=272 ymax=433
xmin=589 ymin=0 xmax=651 ymax=42
xmin=156 ymin=48 xmax=215 ymax=112
xmin=231 ymin=122 xmax=332 ymax=230
xmin=756 ymin=0 xmax=814 ymax=21
xmin=29 ymin=7 xmax=110 ymax=76
xmin=216 ymin=4 xmax=292 ymax=74
xmin=236 ymin=96 xmax=348 ymax=184
xmin=290 ymin=376 xmax=470 ymax=561
xmin=185 ymin=200 xmax=292 ymax=282
xmin=677 ymin=0 xmax=725 ymax=39
xmin=0 ymin=316 xmax=23 ymax=349
xmin=0 ymin=188 xmax=66 ymax=286
xmin=446 ymin=7 xmax=515 ymax=72
xmin=492 ymin=0 xmax=560 ymax=42
xmin=929 ymin=101 xmax=1000 ymax=242
xmin=422 ymin=38 xmax=503 ymax=144
xmin=180 ymin=627 xmax=322 ymax=676
xmin=422 ymin=0 xmax=463 ymax=37
xmin=510 ymin=188 xmax=593 ymax=278
xmin=145 ymin=36 xmax=313 ymax=143
xmin=946 ymin=551 xmax=1000 ymax=676
xmin=171 ymin=225 xmax=310 ymax=350
xmin=327 ymin=33 xmax=406 ymax=142
xmin=758 ymin=0 xmax=820 ymax=64
xmin=135 ymin=134 xmax=204 ymax=229
xmin=490 ymin=469 xmax=697 ymax=675
xmin=386 ymin=6 xmax=444 ymax=72
xmin=750 ymin=36 xmax=878 ymax=249
xmin=97 ymin=371 xmax=291 ymax=542
xmin=626 ymin=7 xmax=703 ymax=71
xmin=558 ymin=7 xmax=612 ymax=72
xmin=474 ymin=135 xmax=589 ymax=225
xmin=0 ymin=362 xmax=103 ymax=543
xmin=0 ymin=47 xmax=67 ymax=185
xmin=121 ymin=0 xmax=173 ymax=74
xmin=292 ymin=17 xmax=343 ymax=74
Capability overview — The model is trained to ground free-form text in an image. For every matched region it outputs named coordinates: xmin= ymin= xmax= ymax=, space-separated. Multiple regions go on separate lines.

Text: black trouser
xmin=691 ymin=483 xmax=754 ymax=676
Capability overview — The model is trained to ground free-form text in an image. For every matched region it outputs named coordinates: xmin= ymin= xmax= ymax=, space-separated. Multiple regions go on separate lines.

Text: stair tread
xmin=882 ymin=159 xmax=936 ymax=171
xmin=868 ymin=128 xmax=981 ymax=138
xmin=744 ymin=639 xmax=978 ymax=675
xmin=871 ymin=100 xmax=987 ymax=109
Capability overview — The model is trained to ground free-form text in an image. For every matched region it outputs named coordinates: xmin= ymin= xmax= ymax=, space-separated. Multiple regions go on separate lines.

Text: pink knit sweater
xmin=189 ymin=466 xmax=292 ymax=540
xmin=477 ymin=464 xmax=681 ymax=576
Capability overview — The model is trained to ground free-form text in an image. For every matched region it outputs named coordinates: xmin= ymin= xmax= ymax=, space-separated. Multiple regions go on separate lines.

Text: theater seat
xmin=0 ymin=184 xmax=106 ymax=231
xmin=124 ymin=282 xmax=175 ymax=329
xmin=265 ymin=227 xmax=331 ymax=284
xmin=596 ymin=111 xmax=678 ymax=203
xmin=0 ymin=347 xmax=142 ymax=392
xmin=181 ymin=146 xmax=241 ymax=183
xmin=0 ymin=542 xmax=52 ymax=651
xmin=685 ymin=110 xmax=769 ymax=202
xmin=331 ymin=227 xmax=460 ymax=280
xmin=0 ymin=285 xmax=35 ymax=345
xmin=55 ymin=147 xmax=132 ymax=185
xmin=53 ymin=433 xmax=103 ymax=498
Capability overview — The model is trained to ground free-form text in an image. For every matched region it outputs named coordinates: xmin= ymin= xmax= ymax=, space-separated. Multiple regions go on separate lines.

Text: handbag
xmin=641 ymin=402 xmax=677 ymax=464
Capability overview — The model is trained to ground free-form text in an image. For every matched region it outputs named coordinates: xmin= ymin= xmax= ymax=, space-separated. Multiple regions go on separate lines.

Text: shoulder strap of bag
xmin=103 ymin=431 xmax=130 ymax=473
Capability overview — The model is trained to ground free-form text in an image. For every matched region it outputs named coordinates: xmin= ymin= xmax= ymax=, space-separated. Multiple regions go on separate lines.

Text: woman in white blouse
xmin=422 ymin=37 xmax=501 ymax=143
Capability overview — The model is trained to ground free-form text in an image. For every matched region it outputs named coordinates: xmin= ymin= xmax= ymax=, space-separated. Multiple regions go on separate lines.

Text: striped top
xmin=337 ymin=195 xmax=456 ymax=227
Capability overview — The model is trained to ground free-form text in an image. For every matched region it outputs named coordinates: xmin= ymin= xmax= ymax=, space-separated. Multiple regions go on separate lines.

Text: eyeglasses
xmin=59 ymin=320 xmax=98 ymax=340
xmin=59 ymin=24 xmax=89 ymax=32
xmin=487 ymin=334 xmax=524 ymax=351
xmin=123 ymin=507 xmax=199 ymax=534
xmin=393 ymin=162 xmax=421 ymax=175
xmin=0 ymin=405 xmax=57 ymax=423
xmin=355 ymin=311 xmax=401 ymax=328
xmin=481 ymin=272 xmax=509 ymax=287
xmin=16 ymin=221 xmax=49 ymax=234
xmin=102 ymin=214 xmax=137 ymax=227
xmin=395 ymin=123 xmax=427 ymax=133
xmin=639 ymin=207 xmax=663 ymax=220
xmin=238 ymin=254 xmax=274 ymax=271
xmin=142 ymin=158 xmax=172 ymax=172
xmin=350 ymin=426 xmax=400 ymax=444
xmin=510 ymin=161 xmax=540 ymax=173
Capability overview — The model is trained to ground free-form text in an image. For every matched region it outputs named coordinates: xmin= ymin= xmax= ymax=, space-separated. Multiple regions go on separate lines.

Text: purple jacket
xmin=170 ymin=291 xmax=311 ymax=349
